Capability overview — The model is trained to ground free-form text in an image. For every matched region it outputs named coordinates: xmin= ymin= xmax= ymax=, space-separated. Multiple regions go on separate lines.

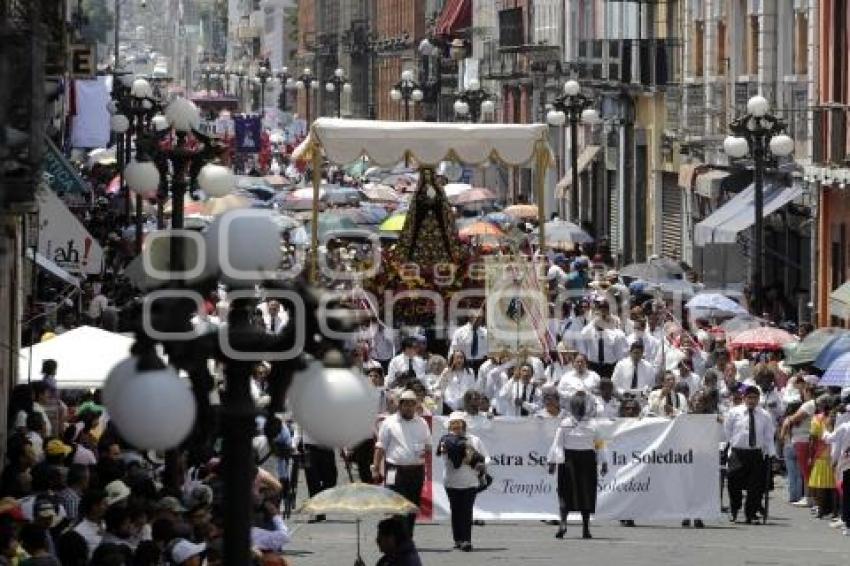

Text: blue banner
xmin=233 ymin=115 xmax=262 ymax=153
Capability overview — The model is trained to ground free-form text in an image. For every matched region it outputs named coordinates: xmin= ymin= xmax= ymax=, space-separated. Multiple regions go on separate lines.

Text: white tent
xmin=19 ymin=326 xmax=134 ymax=389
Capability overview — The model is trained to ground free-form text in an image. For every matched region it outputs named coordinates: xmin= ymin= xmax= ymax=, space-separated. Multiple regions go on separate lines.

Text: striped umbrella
xmin=820 ymin=352 xmax=850 ymax=387
xmin=503 ymin=204 xmax=540 ymax=220
xmin=459 ymin=220 xmax=505 ymax=238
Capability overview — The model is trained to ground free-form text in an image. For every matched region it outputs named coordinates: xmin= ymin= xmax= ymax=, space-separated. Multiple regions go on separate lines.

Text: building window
xmin=794 ymin=11 xmax=807 ymax=75
xmin=716 ymin=19 xmax=727 ymax=75
xmin=499 ymin=8 xmax=524 ymax=48
xmin=693 ymin=21 xmax=704 ymax=77
xmin=747 ymin=15 xmax=759 ymax=76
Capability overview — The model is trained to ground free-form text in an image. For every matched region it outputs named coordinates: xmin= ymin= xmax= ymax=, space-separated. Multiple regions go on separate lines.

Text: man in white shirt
xmin=373 ymin=390 xmax=431 ymax=535
xmin=558 ymin=301 xmax=589 ymax=352
xmin=386 ymin=337 xmax=428 ymax=388
xmin=449 ymin=316 xmax=488 ymax=373
xmin=723 ymin=386 xmax=777 ymax=523
xmin=74 ymin=489 xmax=108 ymax=556
xmin=497 ymin=364 xmax=543 ymax=416
xmin=580 ymin=302 xmax=627 ymax=378
xmin=825 ymin=415 xmax=850 ymax=533
xmin=627 ymin=318 xmax=660 ymax=369
xmin=611 ymin=341 xmax=656 ymax=398
xmin=262 ymin=300 xmax=288 ymax=335
xmin=593 ymin=379 xmax=621 ymax=419
xmin=557 ymin=354 xmax=600 ymax=400
xmin=645 ymin=372 xmax=689 ymax=417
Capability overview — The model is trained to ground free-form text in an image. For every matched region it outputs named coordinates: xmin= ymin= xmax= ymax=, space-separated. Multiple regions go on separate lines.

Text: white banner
xmin=430 ymin=415 xmax=721 ymax=521
xmin=37 ymin=189 xmax=104 ymax=276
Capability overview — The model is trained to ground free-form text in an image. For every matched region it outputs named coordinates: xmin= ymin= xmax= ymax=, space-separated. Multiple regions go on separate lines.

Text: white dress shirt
xmin=645 ymin=389 xmax=689 ymax=417
xmin=450 ymin=323 xmax=489 ymax=361
xmin=611 ymin=358 xmax=656 ymax=396
xmin=559 ymin=315 xmax=588 ymax=350
xmin=376 ymin=413 xmax=431 ymax=466
xmin=557 ymin=369 xmax=601 ymax=397
xmin=544 ymin=361 xmax=572 ymax=387
xmin=363 ymin=323 xmax=396 ymax=362
xmin=825 ymin=422 xmax=850 ymax=478
xmin=627 ymin=331 xmax=661 ymax=367
xmin=497 ymin=378 xmax=543 ymax=416
xmin=594 ymin=396 xmax=621 ymax=419
xmin=386 ymin=353 xmax=427 ymax=387
xmin=677 ymin=371 xmax=702 ymax=397
xmin=547 ymin=417 xmax=608 ymax=463
xmin=723 ymin=405 xmax=777 ymax=456
xmin=579 ymin=325 xmax=628 ymax=364
xmin=74 ymin=518 xmax=103 ymax=557
xmin=483 ymin=362 xmax=513 ymax=407
xmin=440 ymin=434 xmax=490 ymax=489
xmin=440 ymin=368 xmax=478 ymax=411
xmin=263 ymin=313 xmax=288 ymax=334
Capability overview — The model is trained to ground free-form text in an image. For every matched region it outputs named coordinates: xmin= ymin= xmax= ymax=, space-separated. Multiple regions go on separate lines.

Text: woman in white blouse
xmin=437 ymin=351 xmax=478 ymax=415
xmin=547 ymin=396 xmax=608 ymax=540
xmin=436 ymin=412 xmax=490 ymax=552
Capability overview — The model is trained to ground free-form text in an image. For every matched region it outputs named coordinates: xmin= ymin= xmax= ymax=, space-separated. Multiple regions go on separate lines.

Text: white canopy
xmin=292 ymin=118 xmax=552 ymax=167
xmin=19 ymin=326 xmax=134 ymax=389
xmin=694 ymin=183 xmax=803 ymax=246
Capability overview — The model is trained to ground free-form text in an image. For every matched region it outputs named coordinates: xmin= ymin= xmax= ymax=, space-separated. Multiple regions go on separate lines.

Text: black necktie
xmin=667 ymin=392 xmax=674 ymax=408
xmin=470 ymin=328 xmax=479 ymax=359
xmin=520 ymin=383 xmax=529 ymax=416
xmin=748 ymin=409 xmax=757 ymax=448
xmin=597 ymin=334 xmax=605 ymax=364
xmin=631 ymin=363 xmax=638 ymax=389
xmin=408 ymin=357 xmax=414 ymax=374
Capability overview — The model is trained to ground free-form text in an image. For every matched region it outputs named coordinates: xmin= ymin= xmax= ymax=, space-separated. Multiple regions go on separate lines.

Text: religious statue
xmin=395 ymin=166 xmax=461 ymax=267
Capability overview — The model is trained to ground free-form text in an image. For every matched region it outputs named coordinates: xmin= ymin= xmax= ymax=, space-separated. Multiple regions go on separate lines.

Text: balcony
xmin=577 ymin=38 xmax=680 ymax=90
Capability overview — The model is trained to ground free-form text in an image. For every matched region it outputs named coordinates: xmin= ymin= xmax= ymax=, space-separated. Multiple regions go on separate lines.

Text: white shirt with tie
xmin=558 ymin=315 xmax=588 ymax=350
xmin=645 ymin=389 xmax=689 ymax=417
xmin=627 ymin=331 xmax=661 ymax=367
xmin=386 ymin=353 xmax=427 ymax=387
xmin=611 ymin=357 xmax=656 ymax=396
xmin=579 ymin=325 xmax=628 ymax=365
xmin=449 ymin=323 xmax=488 ymax=362
xmin=264 ymin=312 xmax=288 ymax=334
xmin=723 ymin=404 xmax=777 ymax=457
xmin=594 ymin=396 xmax=621 ymax=419
xmin=557 ymin=369 xmax=601 ymax=398
xmin=497 ymin=378 xmax=543 ymax=416
xmin=439 ymin=368 xmax=478 ymax=411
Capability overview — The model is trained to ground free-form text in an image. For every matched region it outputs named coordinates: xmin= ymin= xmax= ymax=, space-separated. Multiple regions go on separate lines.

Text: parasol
xmin=304 ymin=215 xmax=359 ymax=239
xmin=784 ymin=328 xmax=850 ymax=368
xmin=685 ymin=293 xmax=748 ymax=316
xmin=729 ymin=327 xmax=797 ymax=351
xmin=450 ymin=188 xmax=497 ymax=206
xmin=442 ymin=183 xmax=472 ymax=198
xmin=200 ymin=194 xmax=252 ymax=216
xmin=820 ymin=352 xmax=850 ymax=387
xmin=298 ymin=483 xmax=418 ymax=566
xmin=484 ymin=211 xmax=514 ymax=226
xmin=533 ymin=219 xmax=593 ymax=245
xmin=620 ymin=257 xmax=685 ymax=281
xmin=378 ymin=213 xmax=406 ymax=232
xmin=362 ymin=183 xmax=400 ymax=203
xmin=459 ymin=220 xmax=505 ymax=238
xmin=503 ymin=204 xmax=540 ymax=220
xmin=269 ymin=213 xmax=302 ymax=231
xmin=263 ymin=175 xmax=291 ymax=188
xmin=719 ymin=315 xmax=768 ymax=339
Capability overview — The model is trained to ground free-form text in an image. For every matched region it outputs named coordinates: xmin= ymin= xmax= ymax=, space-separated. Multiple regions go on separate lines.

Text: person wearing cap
xmin=547 ymin=396 xmax=609 ymax=539
xmin=449 ymin=315 xmax=489 ymax=375
xmin=579 ymin=302 xmax=627 ymax=379
xmin=154 ymin=496 xmax=187 ymax=524
xmin=387 ymin=337 xmax=427 ymax=389
xmin=104 ymin=480 xmax=130 ymax=508
xmin=373 ymin=389 xmax=431 ymax=536
xmin=724 ymin=385 xmax=776 ymax=523
xmin=611 ymin=340 xmax=655 ymax=398
xmin=168 ymin=538 xmax=206 ymax=566
xmin=436 ymin=412 xmax=490 ymax=552
xmin=780 ymin=377 xmax=818 ymax=507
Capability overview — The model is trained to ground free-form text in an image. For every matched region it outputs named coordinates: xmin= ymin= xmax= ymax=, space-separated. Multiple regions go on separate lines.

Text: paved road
xmin=281 ymin=478 xmax=846 ymax=566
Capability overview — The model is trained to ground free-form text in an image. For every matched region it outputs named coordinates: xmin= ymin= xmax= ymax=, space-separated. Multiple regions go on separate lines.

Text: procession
xmin=2 ymin=0 xmax=850 ymax=565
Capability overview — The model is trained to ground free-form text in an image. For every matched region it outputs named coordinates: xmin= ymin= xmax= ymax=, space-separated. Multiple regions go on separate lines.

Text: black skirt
xmin=557 ymin=449 xmax=598 ymax=512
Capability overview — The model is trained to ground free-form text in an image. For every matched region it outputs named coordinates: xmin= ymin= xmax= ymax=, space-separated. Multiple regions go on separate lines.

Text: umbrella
xmin=784 ymin=328 xmax=850 ymax=367
xmin=345 ymin=157 xmax=370 ymax=178
xmin=535 ymin=220 xmax=594 ymax=245
xmin=729 ymin=327 xmax=797 ymax=351
xmin=451 ymin=188 xmax=496 ymax=206
xmin=87 ymin=147 xmax=117 ymax=167
xmin=459 ymin=221 xmax=505 ymax=238
xmin=200 ymin=194 xmax=252 ymax=216
xmin=297 ymin=482 xmax=417 ymax=565
xmin=263 ymin=175 xmax=290 ymax=188
xmin=719 ymin=315 xmax=767 ymax=339
xmin=323 ymin=186 xmax=362 ymax=206
xmin=269 ymin=213 xmax=302 ymax=231
xmin=362 ymin=183 xmax=399 ymax=203
xmin=442 ymin=183 xmax=472 ymax=198
xmin=304 ymin=215 xmax=358 ymax=239
xmin=620 ymin=258 xmax=685 ymax=281
xmin=814 ymin=332 xmax=850 ymax=371
xmin=106 ymin=175 xmax=121 ymax=195
xmin=379 ymin=213 xmax=407 ymax=232
xmin=484 ymin=212 xmax=514 ymax=226
xmin=685 ymin=293 xmax=748 ymax=316
xmin=820 ymin=352 xmax=850 ymax=387
xmin=503 ymin=204 xmax=540 ymax=220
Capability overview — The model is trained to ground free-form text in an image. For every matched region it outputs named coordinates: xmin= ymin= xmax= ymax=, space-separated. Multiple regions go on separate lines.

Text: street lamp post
xmin=325 ymin=67 xmax=351 ymax=118
xmin=453 ymin=78 xmax=495 ymax=123
xmin=389 ymin=70 xmax=423 ymax=122
xmin=295 ymin=67 xmax=319 ymax=125
xmin=723 ymin=95 xmax=795 ymax=313
xmin=546 ymin=79 xmax=600 ymax=222
xmin=254 ymin=61 xmax=272 ymax=118
xmin=276 ymin=66 xmax=292 ymax=112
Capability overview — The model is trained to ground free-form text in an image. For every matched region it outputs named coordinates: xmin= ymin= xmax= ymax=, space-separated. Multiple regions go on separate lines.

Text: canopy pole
xmin=309 ymin=142 xmax=322 ymax=283
xmin=535 ymin=143 xmax=549 ymax=250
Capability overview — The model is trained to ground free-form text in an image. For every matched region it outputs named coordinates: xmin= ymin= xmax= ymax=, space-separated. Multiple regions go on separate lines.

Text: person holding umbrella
xmin=547 ymin=396 xmax=609 ymax=539
xmin=436 ymin=412 xmax=490 ymax=552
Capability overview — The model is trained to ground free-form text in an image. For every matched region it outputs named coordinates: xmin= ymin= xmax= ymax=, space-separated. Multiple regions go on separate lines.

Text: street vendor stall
xmin=293 ymin=119 xmax=553 ymax=280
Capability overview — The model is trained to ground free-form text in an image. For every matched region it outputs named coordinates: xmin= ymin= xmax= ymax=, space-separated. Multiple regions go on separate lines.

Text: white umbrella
xmin=19 ymin=327 xmax=135 ymax=389
xmin=686 ymin=293 xmax=748 ymax=316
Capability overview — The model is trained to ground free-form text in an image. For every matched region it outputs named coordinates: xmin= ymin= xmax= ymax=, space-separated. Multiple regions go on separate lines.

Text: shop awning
xmin=695 ymin=169 xmax=729 ymax=199
xmin=555 ymin=145 xmax=601 ymax=198
xmin=435 ymin=0 xmax=472 ymax=37
xmin=694 ymin=183 xmax=803 ymax=246
xmin=42 ymin=135 xmax=90 ymax=195
xmin=830 ymin=281 xmax=850 ymax=319
xmin=25 ymin=249 xmax=80 ymax=287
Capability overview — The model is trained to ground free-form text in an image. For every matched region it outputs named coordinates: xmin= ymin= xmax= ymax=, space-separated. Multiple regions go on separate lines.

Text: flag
xmin=233 ymin=115 xmax=262 ymax=153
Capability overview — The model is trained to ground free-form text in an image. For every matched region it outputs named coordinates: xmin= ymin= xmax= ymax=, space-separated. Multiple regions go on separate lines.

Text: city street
xmin=285 ymin=481 xmax=846 ymax=566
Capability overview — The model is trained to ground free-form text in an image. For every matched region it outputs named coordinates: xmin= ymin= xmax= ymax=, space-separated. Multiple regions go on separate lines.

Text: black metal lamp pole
xmin=454 ymin=86 xmax=494 ymax=123
xmin=390 ymin=72 xmax=422 ymax=122
xmin=325 ymin=68 xmax=350 ymax=119
xmin=296 ymin=68 xmax=317 ymax=125
xmin=727 ymin=105 xmax=791 ymax=314
xmin=550 ymin=82 xmax=595 ymax=222
xmin=276 ymin=67 xmax=291 ymax=112
xmin=256 ymin=61 xmax=272 ymax=118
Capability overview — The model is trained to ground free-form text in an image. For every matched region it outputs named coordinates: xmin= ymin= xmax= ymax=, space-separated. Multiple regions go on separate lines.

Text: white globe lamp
xmin=401 ymin=69 xmax=414 ymax=83
xmin=289 ymin=355 xmax=378 ymax=448
xmin=151 ymin=114 xmax=170 ymax=131
xmin=110 ymin=114 xmax=130 ymax=133
xmin=165 ymin=97 xmax=201 ymax=133
xmin=197 ymin=164 xmax=235 ymax=198
xmin=204 ymin=209 xmax=282 ymax=285
xmin=769 ymin=133 xmax=795 ymax=157
xmin=390 ymin=88 xmax=402 ymax=102
xmin=454 ymin=99 xmax=469 ymax=116
xmin=103 ymin=357 xmax=138 ymax=409
xmin=124 ymin=160 xmax=161 ymax=198
xmin=481 ymin=99 xmax=496 ymax=116
xmin=107 ymin=366 xmax=196 ymax=450
xmin=467 ymin=78 xmax=481 ymax=92
xmin=747 ymin=95 xmax=769 ymax=117
xmin=411 ymin=89 xmax=424 ymax=102
xmin=334 ymin=67 xmax=345 ymax=79
xmin=131 ymin=78 xmax=152 ymax=98
xmin=723 ymin=135 xmax=750 ymax=159
xmin=581 ymin=108 xmax=601 ymax=124
xmin=546 ymin=109 xmax=566 ymax=127
xmin=564 ymin=79 xmax=581 ymax=96
xmin=325 ymin=82 xmax=335 ymax=92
